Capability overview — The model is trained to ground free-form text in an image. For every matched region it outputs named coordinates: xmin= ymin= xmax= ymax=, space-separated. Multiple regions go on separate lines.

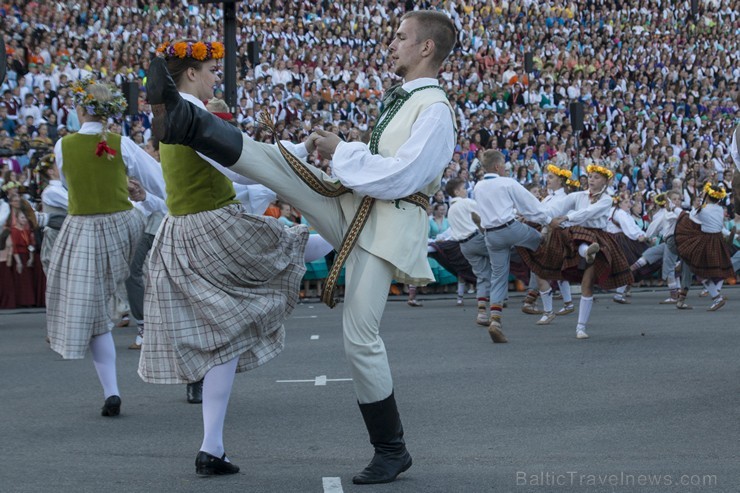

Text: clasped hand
xmin=305 ymin=129 xmax=342 ymax=160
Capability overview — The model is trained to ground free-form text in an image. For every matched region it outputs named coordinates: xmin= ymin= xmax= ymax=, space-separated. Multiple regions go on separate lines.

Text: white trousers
xmin=225 ymin=136 xmax=394 ymax=403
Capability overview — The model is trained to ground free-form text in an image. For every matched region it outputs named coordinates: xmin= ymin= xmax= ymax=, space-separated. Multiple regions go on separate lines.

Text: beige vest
xmin=336 ymin=87 xmax=456 ymax=284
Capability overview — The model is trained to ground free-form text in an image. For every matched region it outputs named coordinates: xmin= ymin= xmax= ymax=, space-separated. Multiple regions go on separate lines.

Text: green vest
xmin=160 ymin=144 xmax=238 ymax=216
xmin=62 ymin=133 xmax=133 ymax=216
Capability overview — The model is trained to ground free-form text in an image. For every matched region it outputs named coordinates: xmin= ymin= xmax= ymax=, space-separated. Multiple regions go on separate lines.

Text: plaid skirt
xmin=610 ymin=232 xmax=659 ymax=281
xmin=46 ymin=209 xmax=144 ymax=359
xmin=428 ymin=240 xmax=476 ymax=284
xmin=139 ymin=204 xmax=309 ymax=384
xmin=517 ymin=226 xmax=633 ymax=289
xmin=674 ymin=212 xmax=734 ymax=279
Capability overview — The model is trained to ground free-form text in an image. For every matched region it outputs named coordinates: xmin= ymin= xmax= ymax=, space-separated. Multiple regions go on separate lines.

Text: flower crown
xmin=586 ymin=164 xmax=614 ymax=180
xmin=156 ymin=41 xmax=225 ymax=61
xmin=566 ymin=178 xmax=581 ymax=188
xmin=70 ymin=78 xmax=127 ymax=120
xmin=38 ymin=154 xmax=55 ymax=170
xmin=1 ymin=181 xmax=19 ymax=192
xmin=653 ymin=193 xmax=667 ymax=207
xmin=546 ymin=164 xmax=572 ymax=180
xmin=703 ymin=182 xmax=726 ymax=201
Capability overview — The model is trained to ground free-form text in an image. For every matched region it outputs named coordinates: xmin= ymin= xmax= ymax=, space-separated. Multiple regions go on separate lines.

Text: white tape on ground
xmin=322 ymin=477 xmax=343 ymax=493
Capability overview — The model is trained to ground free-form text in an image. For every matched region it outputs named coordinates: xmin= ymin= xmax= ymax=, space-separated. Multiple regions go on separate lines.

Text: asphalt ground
xmin=0 ymin=287 xmax=738 ymax=493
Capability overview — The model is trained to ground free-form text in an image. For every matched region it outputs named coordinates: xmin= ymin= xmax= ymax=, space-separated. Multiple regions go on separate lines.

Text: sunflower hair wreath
xmin=703 ymin=182 xmax=726 ymax=200
xmin=546 ymin=164 xmax=572 ymax=179
xmin=156 ymin=41 xmax=225 ymax=61
xmin=586 ymin=164 xmax=614 ymax=179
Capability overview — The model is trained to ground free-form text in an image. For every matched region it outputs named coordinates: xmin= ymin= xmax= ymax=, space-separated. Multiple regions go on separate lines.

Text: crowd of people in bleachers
xmin=1 ymin=0 xmax=739 ymax=308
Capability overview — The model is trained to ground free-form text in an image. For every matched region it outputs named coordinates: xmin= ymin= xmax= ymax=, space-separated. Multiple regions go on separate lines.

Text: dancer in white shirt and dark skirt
xmin=518 ymin=165 xmax=633 ymax=339
xmin=675 ymin=183 xmax=734 ymax=311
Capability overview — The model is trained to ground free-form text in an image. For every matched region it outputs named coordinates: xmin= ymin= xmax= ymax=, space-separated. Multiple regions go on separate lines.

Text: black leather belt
xmin=485 ymin=219 xmax=516 ymax=232
xmin=458 ymin=231 xmax=479 ymax=243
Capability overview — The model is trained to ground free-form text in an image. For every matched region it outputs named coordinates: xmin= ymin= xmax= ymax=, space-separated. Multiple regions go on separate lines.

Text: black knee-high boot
xmin=145 ymin=57 xmax=243 ymax=166
xmin=352 ymin=392 xmax=412 ymax=485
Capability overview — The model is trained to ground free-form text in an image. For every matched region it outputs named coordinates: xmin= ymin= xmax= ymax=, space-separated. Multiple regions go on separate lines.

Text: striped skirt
xmin=46 ymin=209 xmax=144 ymax=359
xmin=139 ymin=204 xmax=309 ymax=385
xmin=674 ymin=212 xmax=734 ymax=280
xmin=517 ymin=226 xmax=633 ymax=289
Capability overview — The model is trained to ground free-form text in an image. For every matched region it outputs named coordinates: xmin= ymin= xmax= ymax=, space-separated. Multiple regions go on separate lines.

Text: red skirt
xmin=0 ymin=262 xmax=16 ymax=309
xmin=517 ymin=226 xmax=634 ymax=289
xmin=12 ymin=253 xmax=36 ymax=307
xmin=674 ymin=213 xmax=734 ymax=280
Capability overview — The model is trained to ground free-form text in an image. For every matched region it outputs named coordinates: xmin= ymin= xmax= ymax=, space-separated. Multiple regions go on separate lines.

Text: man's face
xmin=388 ymin=18 xmax=424 ymax=78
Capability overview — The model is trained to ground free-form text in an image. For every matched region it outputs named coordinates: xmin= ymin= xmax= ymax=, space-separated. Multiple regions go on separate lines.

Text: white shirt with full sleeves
xmin=541 ymin=187 xmax=569 ymax=217
xmin=561 ymin=191 xmax=613 ymax=229
xmin=473 ymin=173 xmax=551 ymax=228
xmin=53 ymin=122 xmax=167 ymax=202
xmin=606 ymin=207 xmax=644 ymax=240
xmin=447 ymin=196 xmax=480 ymax=241
xmin=691 ymin=203 xmax=729 ymax=234
xmin=329 ymin=77 xmax=456 ymax=200
xmin=41 ymin=180 xmax=68 ymax=210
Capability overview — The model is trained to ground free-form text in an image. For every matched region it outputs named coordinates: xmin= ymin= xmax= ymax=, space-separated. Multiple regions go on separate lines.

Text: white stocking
xmin=89 ymin=331 xmax=119 ymax=399
xmin=577 ymin=296 xmax=594 ymax=329
xmin=558 ymin=281 xmax=572 ymax=303
xmin=578 ymin=243 xmax=589 ymax=258
xmin=200 ymin=356 xmax=240 ymax=459
xmin=539 ymin=288 xmax=553 ymax=313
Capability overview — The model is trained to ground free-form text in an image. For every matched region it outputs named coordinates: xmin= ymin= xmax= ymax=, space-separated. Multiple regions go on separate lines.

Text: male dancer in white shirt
xmin=146 ymin=11 xmax=457 ymax=484
xmin=473 ymin=150 xmax=553 ymax=342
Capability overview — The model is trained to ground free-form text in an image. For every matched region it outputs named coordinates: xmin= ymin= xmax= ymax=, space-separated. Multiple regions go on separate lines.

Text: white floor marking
xmin=276 ymin=376 xmax=353 ymax=385
xmin=311 ymin=335 xmax=319 ymax=340
xmin=294 ymin=315 xmax=318 ymax=319
xmin=322 ymin=476 xmax=343 ymax=493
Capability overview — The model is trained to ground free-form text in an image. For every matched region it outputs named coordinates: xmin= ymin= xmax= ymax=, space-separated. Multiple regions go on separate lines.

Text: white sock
xmin=578 ymin=243 xmax=589 ymax=258
xmin=635 ymin=257 xmax=648 ymax=268
xmin=616 ymin=285 xmax=626 ymax=294
xmin=539 ymin=288 xmax=553 ymax=312
xmin=200 ymin=356 xmax=240 ymax=458
xmin=457 ymin=280 xmax=465 ymax=297
xmin=716 ymin=280 xmax=724 ymax=292
xmin=89 ymin=332 xmax=119 ymax=399
xmin=578 ymin=296 xmax=594 ymax=327
xmin=701 ymin=279 xmax=709 ymax=288
xmin=667 ymin=278 xmax=678 ymax=290
xmin=706 ymin=281 xmax=719 ymax=298
xmin=558 ymin=281 xmax=572 ymax=303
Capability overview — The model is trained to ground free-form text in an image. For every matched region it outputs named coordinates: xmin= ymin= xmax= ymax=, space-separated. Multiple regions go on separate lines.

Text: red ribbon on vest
xmin=95 ymin=140 xmax=117 ymax=158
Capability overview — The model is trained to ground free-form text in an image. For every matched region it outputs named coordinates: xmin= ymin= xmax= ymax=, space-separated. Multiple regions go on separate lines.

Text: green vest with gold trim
xmin=62 ymin=133 xmax=132 ymax=216
xmin=159 ymin=144 xmax=238 ymax=216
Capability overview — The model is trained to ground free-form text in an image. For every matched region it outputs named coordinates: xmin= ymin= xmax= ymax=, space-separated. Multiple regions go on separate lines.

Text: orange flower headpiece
xmin=703 ymin=182 xmax=726 ymax=201
xmin=156 ymin=41 xmax=225 ymax=61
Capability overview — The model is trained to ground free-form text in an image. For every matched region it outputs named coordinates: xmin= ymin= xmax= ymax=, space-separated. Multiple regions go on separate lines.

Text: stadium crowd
xmin=1 ymin=0 xmax=739 ymax=307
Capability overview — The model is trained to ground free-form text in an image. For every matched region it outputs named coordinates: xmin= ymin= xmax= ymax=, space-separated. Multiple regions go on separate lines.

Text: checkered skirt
xmin=610 ymin=232 xmax=659 ymax=281
xmin=138 ymin=204 xmax=309 ymax=384
xmin=46 ymin=209 xmax=144 ymax=359
xmin=517 ymin=226 xmax=634 ymax=289
xmin=674 ymin=212 xmax=734 ymax=279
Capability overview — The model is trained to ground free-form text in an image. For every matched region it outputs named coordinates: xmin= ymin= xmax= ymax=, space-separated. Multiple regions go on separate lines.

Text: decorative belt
xmin=458 ymin=231 xmax=480 ymax=243
xmin=485 ymin=219 xmax=516 ymax=232
xmin=259 ymin=111 xmax=428 ymax=308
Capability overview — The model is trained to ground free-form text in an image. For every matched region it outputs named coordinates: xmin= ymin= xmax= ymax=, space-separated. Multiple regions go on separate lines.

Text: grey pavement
xmin=0 ymin=287 xmax=738 ymax=493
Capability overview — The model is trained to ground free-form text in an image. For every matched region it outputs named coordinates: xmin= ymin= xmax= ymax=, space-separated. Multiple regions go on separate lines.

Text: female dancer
xmin=519 ymin=165 xmax=633 ymax=339
xmin=138 ymin=40 xmax=308 ymax=476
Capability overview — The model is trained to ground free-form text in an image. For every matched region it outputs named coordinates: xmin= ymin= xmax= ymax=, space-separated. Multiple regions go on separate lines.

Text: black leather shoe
xmin=146 ymin=57 xmax=243 ymax=166
xmin=195 ymin=451 xmax=240 ymax=476
xmin=187 ymin=380 xmax=203 ymax=404
xmin=101 ymin=395 xmax=121 ymax=417
xmin=352 ymin=392 xmax=413 ymax=484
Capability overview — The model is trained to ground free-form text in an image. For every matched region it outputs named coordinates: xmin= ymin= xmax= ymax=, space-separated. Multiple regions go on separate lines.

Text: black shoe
xmin=352 ymin=392 xmax=413 ymax=485
xmin=195 ymin=451 xmax=240 ymax=476
xmin=187 ymin=380 xmax=203 ymax=404
xmin=101 ymin=395 xmax=121 ymax=417
xmin=146 ymin=57 xmax=243 ymax=166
